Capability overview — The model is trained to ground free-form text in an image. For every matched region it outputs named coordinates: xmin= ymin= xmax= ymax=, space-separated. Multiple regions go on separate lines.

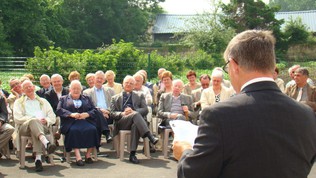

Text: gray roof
xmin=275 ymin=10 xmax=316 ymax=32
xmin=153 ymin=10 xmax=316 ymax=34
xmin=153 ymin=14 xmax=197 ymax=34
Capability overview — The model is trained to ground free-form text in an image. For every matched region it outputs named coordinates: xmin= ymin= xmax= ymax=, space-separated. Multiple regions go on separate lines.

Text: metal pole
xmin=54 ymin=57 xmax=57 ymax=73
xmin=147 ymin=53 xmax=151 ymax=81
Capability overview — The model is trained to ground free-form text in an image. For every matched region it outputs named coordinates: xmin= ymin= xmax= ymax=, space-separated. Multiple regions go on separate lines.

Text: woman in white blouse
xmin=200 ymin=68 xmax=234 ymax=109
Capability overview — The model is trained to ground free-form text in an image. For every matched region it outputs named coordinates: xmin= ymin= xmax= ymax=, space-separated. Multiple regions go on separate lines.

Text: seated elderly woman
xmin=200 ymin=68 xmax=234 ymax=109
xmin=56 ymin=80 xmax=98 ymax=166
xmin=104 ymin=70 xmax=123 ymax=94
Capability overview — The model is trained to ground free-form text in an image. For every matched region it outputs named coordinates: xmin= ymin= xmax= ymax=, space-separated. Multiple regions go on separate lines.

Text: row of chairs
xmin=15 ymin=124 xmax=173 ymax=168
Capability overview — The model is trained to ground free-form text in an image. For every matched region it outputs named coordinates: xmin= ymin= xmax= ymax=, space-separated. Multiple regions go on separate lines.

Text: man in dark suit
xmin=45 ymin=74 xmax=69 ymax=113
xmin=173 ymin=30 xmax=316 ymax=178
xmin=36 ymin=74 xmax=52 ymax=98
xmin=44 ymin=74 xmax=69 ymax=145
xmin=110 ymin=75 xmax=158 ymax=164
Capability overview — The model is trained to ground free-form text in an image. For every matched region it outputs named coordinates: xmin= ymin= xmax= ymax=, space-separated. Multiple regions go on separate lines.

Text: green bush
xmin=26 ymin=41 xmax=223 ymax=85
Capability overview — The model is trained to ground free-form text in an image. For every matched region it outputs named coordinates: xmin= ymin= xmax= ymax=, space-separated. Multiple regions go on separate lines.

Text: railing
xmin=0 ymin=57 xmax=28 ymax=72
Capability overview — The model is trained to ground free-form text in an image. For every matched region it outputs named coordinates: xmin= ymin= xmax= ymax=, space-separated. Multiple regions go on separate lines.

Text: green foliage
xmin=0 ymin=0 xmax=53 ymax=56
xmin=220 ymin=0 xmax=283 ymax=33
xmin=283 ymin=17 xmax=310 ymax=46
xmin=0 ymin=19 xmax=13 ymax=56
xmin=58 ymin=0 xmax=163 ymax=49
xmin=99 ymin=40 xmax=144 ymax=82
xmin=220 ymin=0 xmax=287 ymax=58
xmin=183 ymin=50 xmax=219 ymax=69
xmin=27 ymin=46 xmax=86 ymax=85
xmin=179 ymin=9 xmax=235 ymax=54
xmin=269 ymin=0 xmax=316 ymax=11
xmin=0 ymin=0 xmax=163 ymax=56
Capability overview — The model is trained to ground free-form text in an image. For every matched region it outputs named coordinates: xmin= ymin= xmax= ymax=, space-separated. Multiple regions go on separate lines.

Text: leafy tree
xmin=220 ymin=0 xmax=283 ymax=33
xmin=220 ymin=0 xmax=287 ymax=54
xmin=179 ymin=3 xmax=235 ymax=56
xmin=0 ymin=18 xmax=13 ymax=56
xmin=283 ymin=17 xmax=310 ymax=46
xmin=0 ymin=0 xmax=52 ymax=56
xmin=269 ymin=0 xmax=316 ymax=11
xmin=59 ymin=0 xmax=163 ymax=49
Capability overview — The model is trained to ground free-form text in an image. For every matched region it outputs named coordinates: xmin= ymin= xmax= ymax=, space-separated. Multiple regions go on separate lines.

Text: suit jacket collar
xmin=241 ymin=81 xmax=280 ymax=94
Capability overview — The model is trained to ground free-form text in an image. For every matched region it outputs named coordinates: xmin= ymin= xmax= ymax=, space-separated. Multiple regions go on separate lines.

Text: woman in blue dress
xmin=56 ymin=80 xmax=98 ymax=166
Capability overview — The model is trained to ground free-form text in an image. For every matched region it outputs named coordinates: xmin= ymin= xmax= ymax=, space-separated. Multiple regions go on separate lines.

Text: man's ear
xmin=230 ymin=58 xmax=239 ymax=74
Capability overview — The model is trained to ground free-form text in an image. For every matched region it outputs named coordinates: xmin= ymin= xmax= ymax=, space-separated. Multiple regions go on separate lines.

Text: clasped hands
xmin=100 ymin=108 xmax=110 ymax=119
xmin=122 ymin=107 xmax=134 ymax=116
xmin=70 ymin=112 xmax=89 ymax=120
xmin=169 ymin=105 xmax=189 ymax=120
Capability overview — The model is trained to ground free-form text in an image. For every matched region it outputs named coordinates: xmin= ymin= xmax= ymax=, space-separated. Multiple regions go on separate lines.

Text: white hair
xmin=211 ymin=68 xmax=223 ymax=79
xmin=69 ymin=80 xmax=82 ymax=90
xmin=40 ymin=74 xmax=50 ymax=80
xmin=172 ymin=79 xmax=184 ymax=87
xmin=21 ymin=79 xmax=33 ymax=88
xmin=123 ymin=75 xmax=136 ymax=85
xmin=51 ymin=74 xmax=63 ymax=81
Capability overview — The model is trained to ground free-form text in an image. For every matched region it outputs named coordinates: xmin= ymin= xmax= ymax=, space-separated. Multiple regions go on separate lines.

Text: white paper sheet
xmin=170 ymin=120 xmax=199 ymax=146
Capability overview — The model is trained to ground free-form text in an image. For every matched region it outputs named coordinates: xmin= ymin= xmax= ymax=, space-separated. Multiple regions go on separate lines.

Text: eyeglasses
xmin=222 ymin=58 xmax=238 ymax=73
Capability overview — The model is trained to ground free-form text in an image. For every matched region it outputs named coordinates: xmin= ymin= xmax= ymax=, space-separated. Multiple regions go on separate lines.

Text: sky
xmin=160 ymin=0 xmax=269 ymax=14
xmin=160 ymin=0 xmax=213 ymax=14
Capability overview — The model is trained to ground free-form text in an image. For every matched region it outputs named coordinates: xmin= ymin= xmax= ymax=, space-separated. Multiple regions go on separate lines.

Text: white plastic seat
xmin=113 ymin=130 xmax=151 ymax=161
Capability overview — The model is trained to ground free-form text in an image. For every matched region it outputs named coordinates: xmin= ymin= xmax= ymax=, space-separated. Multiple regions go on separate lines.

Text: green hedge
xmin=26 ymin=41 xmax=218 ymax=86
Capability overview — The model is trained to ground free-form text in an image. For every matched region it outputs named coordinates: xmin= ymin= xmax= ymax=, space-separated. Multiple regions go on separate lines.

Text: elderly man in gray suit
xmin=83 ymin=70 xmax=115 ymax=145
xmin=158 ymin=79 xmax=194 ymax=128
xmin=110 ymin=75 xmax=158 ymax=164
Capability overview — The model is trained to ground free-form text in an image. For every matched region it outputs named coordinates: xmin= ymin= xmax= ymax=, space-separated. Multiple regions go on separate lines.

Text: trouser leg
xmin=132 ymin=113 xmax=150 ymax=137
xmin=130 ymin=124 xmax=140 ymax=151
xmin=19 ymin=119 xmax=48 ymax=153
xmin=0 ymin=123 xmax=14 ymax=149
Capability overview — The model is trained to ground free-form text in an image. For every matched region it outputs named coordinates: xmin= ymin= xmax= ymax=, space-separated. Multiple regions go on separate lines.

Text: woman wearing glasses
xmin=200 ymin=68 xmax=234 ymax=109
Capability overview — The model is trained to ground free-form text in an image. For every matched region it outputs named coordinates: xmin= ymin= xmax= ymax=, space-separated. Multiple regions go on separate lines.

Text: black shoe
xmin=150 ymin=144 xmax=156 ymax=153
xmin=106 ymin=136 xmax=113 ymax=143
xmin=147 ymin=134 xmax=158 ymax=145
xmin=45 ymin=156 xmax=50 ymax=163
xmin=46 ymin=142 xmax=57 ymax=154
xmin=35 ymin=160 xmax=43 ymax=172
xmin=76 ymin=159 xmax=85 ymax=166
xmin=129 ymin=155 xmax=140 ymax=164
xmin=85 ymin=157 xmax=93 ymax=164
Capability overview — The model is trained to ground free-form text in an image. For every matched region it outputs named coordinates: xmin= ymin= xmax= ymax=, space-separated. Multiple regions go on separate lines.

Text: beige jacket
xmin=200 ymin=86 xmax=234 ymax=110
xmin=13 ymin=95 xmax=56 ymax=150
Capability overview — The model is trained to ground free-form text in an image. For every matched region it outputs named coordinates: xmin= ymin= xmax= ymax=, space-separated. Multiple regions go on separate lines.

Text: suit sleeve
xmin=177 ymin=107 xmax=224 ymax=178
xmin=56 ymin=97 xmax=72 ymax=118
xmin=135 ymin=93 xmax=148 ymax=117
xmin=157 ymin=94 xmax=170 ymax=120
xmin=110 ymin=96 xmax=123 ymax=121
xmin=42 ymin=99 xmax=56 ymax=127
xmin=0 ymin=96 xmax=8 ymax=122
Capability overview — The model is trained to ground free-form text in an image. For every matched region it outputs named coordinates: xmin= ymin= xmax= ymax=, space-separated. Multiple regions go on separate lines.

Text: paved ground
xmin=1 ymin=140 xmax=316 ymax=178
xmin=0 ymin=140 xmax=177 ymax=178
